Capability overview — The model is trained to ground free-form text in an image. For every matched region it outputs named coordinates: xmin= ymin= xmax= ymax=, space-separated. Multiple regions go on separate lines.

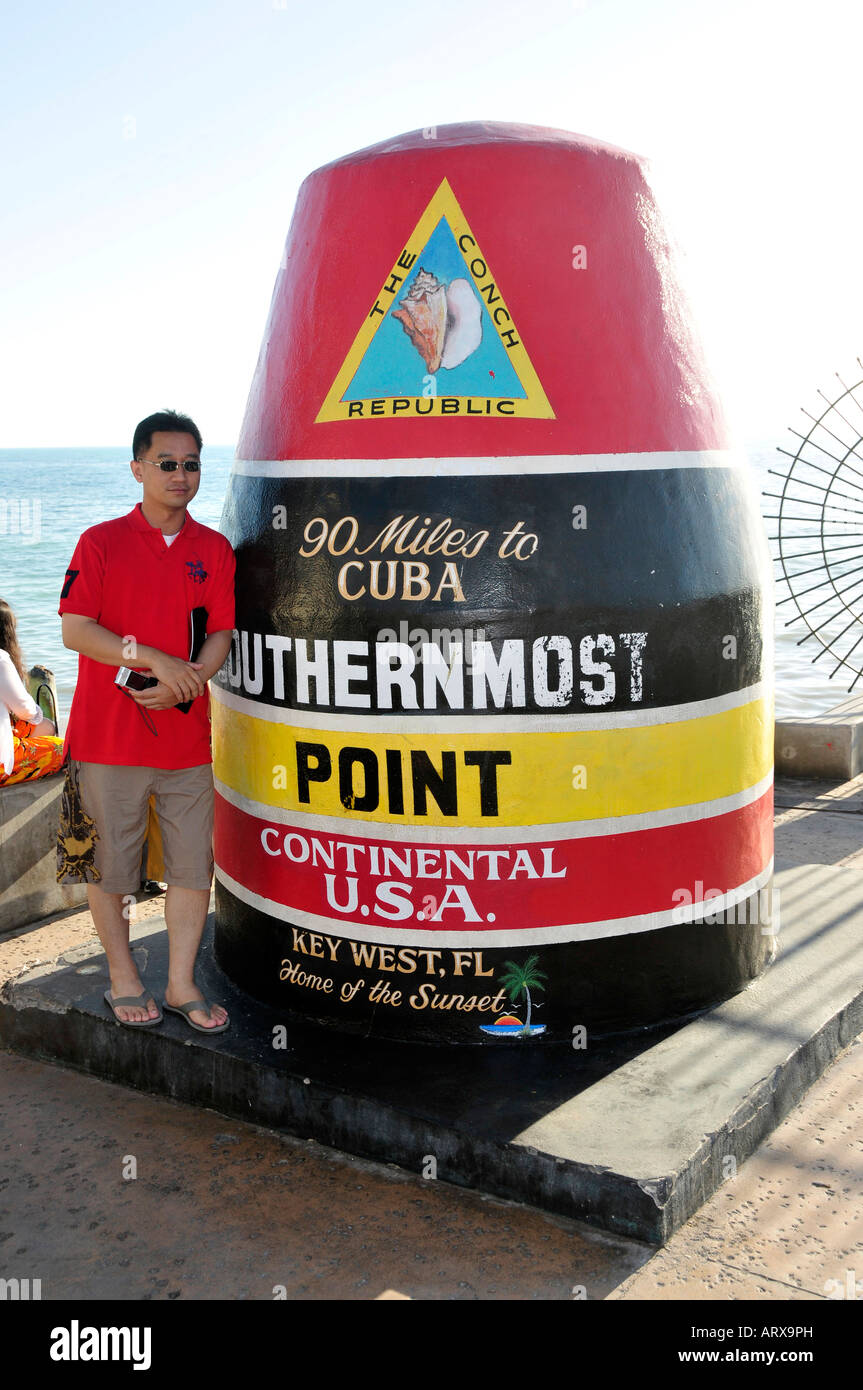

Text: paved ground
xmin=1 ymin=774 xmax=862 ymax=1301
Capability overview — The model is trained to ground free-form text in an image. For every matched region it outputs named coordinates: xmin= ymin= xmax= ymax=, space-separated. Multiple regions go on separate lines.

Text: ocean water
xmin=0 ymin=443 xmax=848 ymax=724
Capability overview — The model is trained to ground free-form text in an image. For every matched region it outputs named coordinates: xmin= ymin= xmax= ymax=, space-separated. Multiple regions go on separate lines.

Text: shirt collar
xmin=127 ymin=503 xmax=200 ymax=540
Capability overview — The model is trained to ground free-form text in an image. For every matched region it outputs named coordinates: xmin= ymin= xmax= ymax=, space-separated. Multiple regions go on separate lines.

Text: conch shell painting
xmin=393 ymin=267 xmax=483 ymax=374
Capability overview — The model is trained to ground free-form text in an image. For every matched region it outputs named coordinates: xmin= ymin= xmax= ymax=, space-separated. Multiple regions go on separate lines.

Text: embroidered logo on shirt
xmin=186 ymin=559 xmax=207 ymax=584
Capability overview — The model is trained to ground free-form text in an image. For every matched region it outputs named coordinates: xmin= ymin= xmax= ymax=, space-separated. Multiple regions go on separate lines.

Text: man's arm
xmin=127 ymin=630 xmax=233 ymax=710
xmin=61 ymin=613 xmax=205 ymax=704
xmin=194 ymin=630 xmax=234 ymax=683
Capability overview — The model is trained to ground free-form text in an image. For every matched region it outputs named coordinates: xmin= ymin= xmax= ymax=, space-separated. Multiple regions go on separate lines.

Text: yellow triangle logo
xmin=316 ymin=178 xmax=554 ymax=424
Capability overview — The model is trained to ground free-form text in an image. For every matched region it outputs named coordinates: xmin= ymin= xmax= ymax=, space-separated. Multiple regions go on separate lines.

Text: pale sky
xmin=2 ymin=0 xmax=860 ymax=446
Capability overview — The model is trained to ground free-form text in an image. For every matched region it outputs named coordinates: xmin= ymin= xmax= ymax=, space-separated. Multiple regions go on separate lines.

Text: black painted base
xmin=213 ymin=880 xmax=775 ymax=1044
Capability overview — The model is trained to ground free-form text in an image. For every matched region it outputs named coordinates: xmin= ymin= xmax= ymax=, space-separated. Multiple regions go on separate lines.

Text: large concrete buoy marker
xmin=212 ymin=122 xmax=774 ymax=1043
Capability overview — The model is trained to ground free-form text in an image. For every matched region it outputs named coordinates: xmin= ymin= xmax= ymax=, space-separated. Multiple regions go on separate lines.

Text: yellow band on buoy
xmin=212 ymin=695 xmax=772 ymax=829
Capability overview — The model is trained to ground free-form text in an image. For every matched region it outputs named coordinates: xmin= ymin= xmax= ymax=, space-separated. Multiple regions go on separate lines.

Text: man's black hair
xmin=133 ymin=409 xmax=202 ymax=459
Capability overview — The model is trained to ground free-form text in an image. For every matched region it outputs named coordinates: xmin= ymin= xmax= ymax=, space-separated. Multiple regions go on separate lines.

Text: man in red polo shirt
xmin=60 ymin=410 xmax=235 ymax=1029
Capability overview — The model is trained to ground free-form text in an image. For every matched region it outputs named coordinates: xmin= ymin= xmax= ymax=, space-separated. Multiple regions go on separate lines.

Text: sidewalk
xmin=1 ymin=774 xmax=861 ymax=1300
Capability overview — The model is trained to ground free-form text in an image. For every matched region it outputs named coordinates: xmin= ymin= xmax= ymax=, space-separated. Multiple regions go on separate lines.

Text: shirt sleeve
xmin=58 ymin=528 xmax=105 ymax=620
xmin=0 ymin=651 xmax=44 ymax=724
xmin=205 ymin=538 xmax=236 ymax=633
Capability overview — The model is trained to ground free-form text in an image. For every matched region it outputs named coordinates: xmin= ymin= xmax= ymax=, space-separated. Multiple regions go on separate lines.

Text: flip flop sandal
xmin=163 ymin=999 xmax=229 ymax=1034
xmin=104 ymin=989 xmax=163 ymax=1027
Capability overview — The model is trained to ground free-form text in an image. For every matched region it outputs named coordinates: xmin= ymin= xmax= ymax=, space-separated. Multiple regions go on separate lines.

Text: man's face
xmin=131 ymin=430 xmax=201 ymax=512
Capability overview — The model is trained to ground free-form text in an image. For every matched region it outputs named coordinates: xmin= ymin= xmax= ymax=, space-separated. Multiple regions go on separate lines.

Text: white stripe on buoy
xmin=210 ymin=679 xmax=766 ymax=732
xmin=213 ymin=767 xmax=774 ymax=843
xmin=230 ymin=450 xmax=746 ymax=478
xmin=214 ymin=858 xmax=775 ymax=947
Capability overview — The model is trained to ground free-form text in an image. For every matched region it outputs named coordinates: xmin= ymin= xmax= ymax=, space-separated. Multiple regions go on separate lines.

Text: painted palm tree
xmin=497 ymin=954 xmax=548 ymax=1036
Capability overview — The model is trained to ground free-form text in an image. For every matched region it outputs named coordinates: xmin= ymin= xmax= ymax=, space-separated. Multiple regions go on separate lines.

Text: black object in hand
xmin=175 ymin=607 xmax=209 ymax=714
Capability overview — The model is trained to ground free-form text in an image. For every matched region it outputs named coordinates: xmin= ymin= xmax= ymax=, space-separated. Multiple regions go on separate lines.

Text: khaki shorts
xmin=74 ymin=761 xmax=214 ymax=894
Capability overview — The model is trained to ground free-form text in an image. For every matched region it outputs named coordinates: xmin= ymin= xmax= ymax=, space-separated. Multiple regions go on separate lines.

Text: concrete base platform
xmin=2 ymin=861 xmax=862 ymax=1246
xmin=0 ymin=772 xmax=87 ymax=934
xmin=775 ymin=693 xmax=863 ymax=779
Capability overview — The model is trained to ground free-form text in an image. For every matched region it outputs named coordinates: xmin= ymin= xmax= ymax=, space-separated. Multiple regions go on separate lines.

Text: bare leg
xmin=87 ymin=883 xmax=159 ymax=1023
xmin=163 ymin=886 xmax=228 ymax=1029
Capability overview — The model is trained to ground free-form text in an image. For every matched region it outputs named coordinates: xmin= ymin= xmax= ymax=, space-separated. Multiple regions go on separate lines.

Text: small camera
xmin=115 ymin=668 xmax=158 ymax=692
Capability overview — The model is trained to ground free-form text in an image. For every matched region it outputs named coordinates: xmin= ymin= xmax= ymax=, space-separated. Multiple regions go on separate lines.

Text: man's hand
xmin=62 ymin=616 xmax=207 ymax=703
xmin=141 ymin=653 xmax=205 ymax=703
xmin=128 ymin=680 xmax=187 ymax=711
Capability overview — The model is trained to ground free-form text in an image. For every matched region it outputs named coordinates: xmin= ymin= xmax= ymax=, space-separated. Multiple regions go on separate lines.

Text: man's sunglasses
xmin=137 ymin=457 xmax=200 ymax=473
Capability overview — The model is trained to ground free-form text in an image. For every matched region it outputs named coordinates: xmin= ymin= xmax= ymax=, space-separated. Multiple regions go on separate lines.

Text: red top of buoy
xmin=238 ymin=121 xmax=727 ymax=461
